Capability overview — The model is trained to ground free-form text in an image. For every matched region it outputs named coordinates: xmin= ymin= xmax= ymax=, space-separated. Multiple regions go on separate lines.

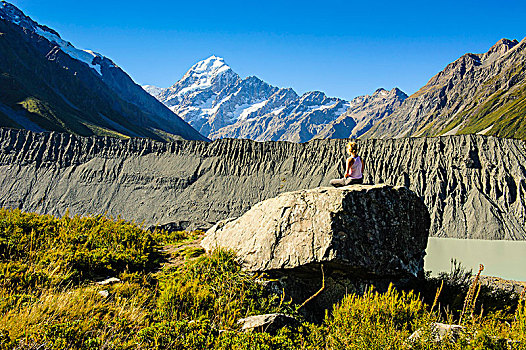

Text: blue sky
xmin=11 ymin=0 xmax=526 ymax=100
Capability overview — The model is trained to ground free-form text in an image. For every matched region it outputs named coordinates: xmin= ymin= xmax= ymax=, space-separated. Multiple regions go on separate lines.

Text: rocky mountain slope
xmin=143 ymin=56 xmax=406 ymax=142
xmin=1 ymin=128 xmax=525 ymax=240
xmin=315 ymin=87 xmax=407 ymax=139
xmin=0 ymin=1 xmax=206 ymax=141
xmin=364 ymin=37 xmax=526 ymax=140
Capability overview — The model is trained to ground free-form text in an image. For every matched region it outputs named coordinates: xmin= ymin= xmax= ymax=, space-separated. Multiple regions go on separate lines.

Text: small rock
xmin=98 ymin=290 xmax=110 ymax=298
xmin=96 ymin=277 xmax=121 ymax=286
xmin=408 ymin=322 xmax=464 ymax=343
xmin=237 ymin=313 xmax=299 ymax=335
xmin=254 ymin=278 xmax=283 ymax=295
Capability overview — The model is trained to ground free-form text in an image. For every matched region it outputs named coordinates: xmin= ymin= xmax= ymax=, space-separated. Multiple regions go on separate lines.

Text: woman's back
xmin=329 ymin=141 xmax=364 ymax=187
xmin=349 ymin=156 xmax=362 ymax=179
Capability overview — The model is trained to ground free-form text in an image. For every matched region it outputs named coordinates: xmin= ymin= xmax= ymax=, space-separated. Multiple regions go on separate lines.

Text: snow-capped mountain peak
xmin=373 ymin=88 xmax=388 ymax=96
xmin=144 ymin=56 xmax=407 ymax=142
xmin=168 ymin=55 xmax=238 ymax=99
xmin=187 ymin=55 xmax=230 ymax=76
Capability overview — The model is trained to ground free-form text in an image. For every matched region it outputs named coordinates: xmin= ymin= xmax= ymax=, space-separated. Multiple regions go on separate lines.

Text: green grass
xmin=459 ymin=83 xmax=526 ymax=139
xmin=1 ymin=208 xmax=525 ymax=349
xmin=437 ymin=62 xmax=526 ymax=140
xmin=157 ymin=249 xmax=291 ymax=329
xmin=0 ymin=208 xmax=159 ymax=289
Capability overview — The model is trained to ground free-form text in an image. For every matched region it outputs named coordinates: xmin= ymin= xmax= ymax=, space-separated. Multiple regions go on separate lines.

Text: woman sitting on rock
xmin=330 ymin=141 xmax=364 ymax=187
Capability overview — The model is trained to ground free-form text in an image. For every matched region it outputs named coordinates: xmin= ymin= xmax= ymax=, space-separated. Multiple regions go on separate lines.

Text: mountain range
xmin=143 ymin=57 xmax=407 ymax=142
xmin=0 ymin=1 xmax=206 ymax=141
xmin=145 ymin=38 xmax=526 ymax=142
xmin=1 ymin=1 xmax=525 ymax=143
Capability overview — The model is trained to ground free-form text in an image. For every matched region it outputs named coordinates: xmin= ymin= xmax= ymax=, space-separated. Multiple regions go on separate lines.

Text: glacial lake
xmin=424 ymin=237 xmax=526 ymax=282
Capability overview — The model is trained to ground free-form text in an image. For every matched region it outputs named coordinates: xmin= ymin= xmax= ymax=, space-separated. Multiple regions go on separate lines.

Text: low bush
xmin=324 ymin=284 xmax=430 ymax=349
xmin=0 ymin=208 xmax=159 ymax=289
xmin=157 ymin=249 xmax=292 ymax=329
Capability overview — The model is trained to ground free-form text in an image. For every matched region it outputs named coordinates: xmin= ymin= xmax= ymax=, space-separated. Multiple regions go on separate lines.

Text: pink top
xmin=349 ymin=156 xmax=363 ymax=179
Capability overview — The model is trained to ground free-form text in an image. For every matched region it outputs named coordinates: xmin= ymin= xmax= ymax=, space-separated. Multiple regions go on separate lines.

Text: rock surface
xmin=0 ymin=129 xmax=525 ymax=240
xmin=408 ymin=323 xmax=465 ymax=343
xmin=96 ymin=277 xmax=121 ymax=286
xmin=479 ymin=276 xmax=526 ymax=294
xmin=237 ymin=314 xmax=299 ymax=334
xmin=202 ymin=185 xmax=430 ymax=277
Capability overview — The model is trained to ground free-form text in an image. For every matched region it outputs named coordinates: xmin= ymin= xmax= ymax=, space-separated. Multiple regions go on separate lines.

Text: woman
xmin=329 ymin=141 xmax=364 ymax=187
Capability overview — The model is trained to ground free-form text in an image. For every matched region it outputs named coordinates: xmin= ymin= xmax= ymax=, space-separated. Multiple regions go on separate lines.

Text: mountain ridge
xmin=314 ymin=87 xmax=408 ymax=139
xmin=1 ymin=128 xmax=525 ymax=241
xmin=144 ymin=56 xmax=406 ymax=142
xmin=0 ymin=1 xmax=207 ymax=141
xmin=364 ymin=37 xmax=526 ymax=140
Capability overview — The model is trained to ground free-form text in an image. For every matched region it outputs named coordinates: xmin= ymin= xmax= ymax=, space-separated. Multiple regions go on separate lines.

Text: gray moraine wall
xmin=0 ymin=128 xmax=525 ymax=240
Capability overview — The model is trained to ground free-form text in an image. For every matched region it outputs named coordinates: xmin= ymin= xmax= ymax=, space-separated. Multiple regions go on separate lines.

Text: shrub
xmin=0 ymin=285 xmax=151 ymax=349
xmin=213 ymin=329 xmax=300 ymax=350
xmin=157 ymin=249 xmax=291 ymax=329
xmin=135 ymin=320 xmax=215 ymax=349
xmin=0 ymin=208 xmax=158 ymax=289
xmin=325 ymin=284 xmax=429 ymax=349
xmin=511 ymin=297 xmax=526 ymax=343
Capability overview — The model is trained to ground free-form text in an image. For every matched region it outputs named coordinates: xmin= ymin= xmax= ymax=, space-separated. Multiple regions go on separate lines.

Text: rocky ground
xmin=479 ymin=276 xmax=526 ymax=294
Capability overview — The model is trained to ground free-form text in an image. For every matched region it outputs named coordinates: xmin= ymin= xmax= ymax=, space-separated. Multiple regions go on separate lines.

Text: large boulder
xmin=202 ymin=184 xmax=430 ymax=277
xmin=201 ymin=184 xmax=430 ymax=321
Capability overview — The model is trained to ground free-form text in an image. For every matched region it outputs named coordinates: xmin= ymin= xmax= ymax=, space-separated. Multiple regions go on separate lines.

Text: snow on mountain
xmin=1 ymin=1 xmax=104 ymax=75
xmin=144 ymin=56 xmax=240 ymax=129
xmin=315 ymin=88 xmax=408 ymax=140
xmin=143 ymin=56 xmax=404 ymax=142
xmin=142 ymin=85 xmax=163 ymax=96
xmin=177 ymin=55 xmax=231 ymax=95
xmin=0 ymin=1 xmax=206 ymax=141
xmin=34 ymin=27 xmax=103 ymax=75
xmin=241 ymin=91 xmax=352 ymax=142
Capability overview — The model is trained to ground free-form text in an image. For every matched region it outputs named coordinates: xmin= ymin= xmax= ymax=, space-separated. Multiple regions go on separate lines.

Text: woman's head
xmin=346 ymin=141 xmax=358 ymax=155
